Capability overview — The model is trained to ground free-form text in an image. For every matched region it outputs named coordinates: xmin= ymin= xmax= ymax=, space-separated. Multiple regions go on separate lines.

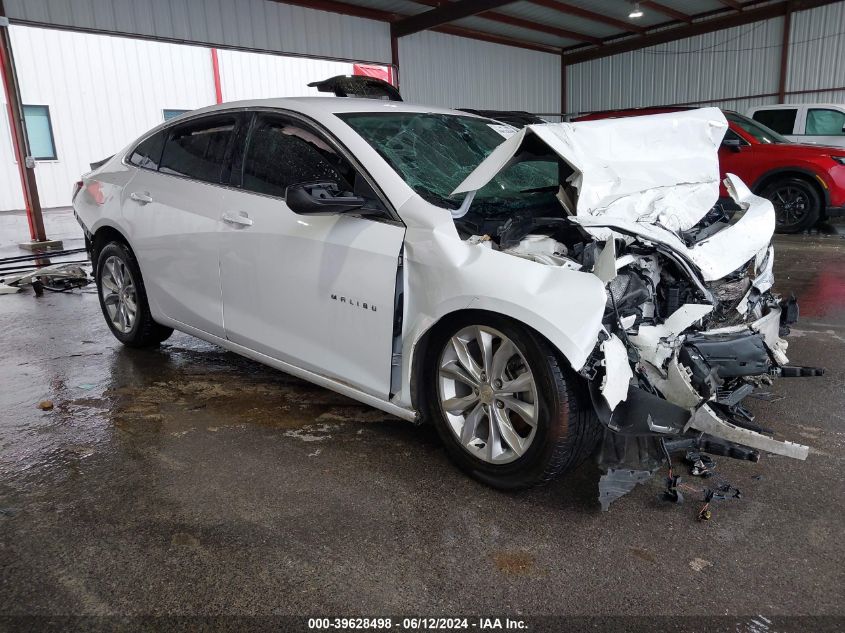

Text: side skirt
xmin=157 ymin=317 xmax=419 ymax=423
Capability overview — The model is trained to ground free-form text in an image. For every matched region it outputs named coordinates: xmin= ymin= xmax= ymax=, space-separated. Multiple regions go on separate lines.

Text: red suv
xmin=574 ymin=107 xmax=845 ymax=233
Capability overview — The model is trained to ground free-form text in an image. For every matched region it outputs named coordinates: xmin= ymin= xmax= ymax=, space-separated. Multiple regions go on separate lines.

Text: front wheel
xmin=761 ymin=177 xmax=821 ymax=233
xmin=423 ymin=313 xmax=601 ymax=490
xmin=95 ymin=241 xmax=173 ymax=347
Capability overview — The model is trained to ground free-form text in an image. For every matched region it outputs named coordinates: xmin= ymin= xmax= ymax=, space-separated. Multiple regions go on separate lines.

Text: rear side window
xmin=128 ymin=131 xmax=166 ymax=170
xmin=159 ymin=116 xmax=237 ymax=183
xmin=751 ymin=108 xmax=797 ymax=135
xmin=241 ymin=115 xmax=354 ymax=198
xmin=806 ymin=108 xmax=845 ymax=136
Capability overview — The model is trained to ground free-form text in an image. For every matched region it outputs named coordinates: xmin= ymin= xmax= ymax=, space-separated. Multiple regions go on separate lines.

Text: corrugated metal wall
xmin=787 ymin=2 xmax=845 ymax=102
xmin=567 ymin=3 xmax=845 ymax=115
xmin=567 ymin=17 xmax=784 ymax=113
xmin=398 ymin=30 xmax=561 ymax=116
xmin=4 ymin=0 xmax=392 ymax=64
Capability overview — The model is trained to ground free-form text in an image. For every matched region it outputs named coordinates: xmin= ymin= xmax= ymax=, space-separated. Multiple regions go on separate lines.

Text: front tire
xmin=95 ymin=241 xmax=173 ymax=347
xmin=423 ymin=313 xmax=601 ymax=490
xmin=761 ymin=177 xmax=821 ymax=233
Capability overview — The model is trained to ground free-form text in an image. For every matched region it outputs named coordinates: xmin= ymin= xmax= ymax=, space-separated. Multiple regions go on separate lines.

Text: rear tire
xmin=423 ymin=313 xmax=601 ymax=490
xmin=761 ymin=177 xmax=821 ymax=234
xmin=95 ymin=241 xmax=173 ymax=348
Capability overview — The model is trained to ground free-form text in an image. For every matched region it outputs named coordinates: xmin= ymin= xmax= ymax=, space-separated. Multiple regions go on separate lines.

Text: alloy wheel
xmin=772 ymin=185 xmax=809 ymax=229
xmin=437 ymin=325 xmax=539 ymax=464
xmin=100 ymin=255 xmax=138 ymax=334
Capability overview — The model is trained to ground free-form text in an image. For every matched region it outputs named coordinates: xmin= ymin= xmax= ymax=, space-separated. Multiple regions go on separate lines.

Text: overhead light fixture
xmin=629 ymin=2 xmax=644 ymax=19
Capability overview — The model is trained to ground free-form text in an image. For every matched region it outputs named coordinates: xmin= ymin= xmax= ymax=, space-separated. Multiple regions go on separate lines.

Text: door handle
xmin=221 ymin=211 xmax=254 ymax=227
xmin=130 ymin=191 xmax=153 ymax=204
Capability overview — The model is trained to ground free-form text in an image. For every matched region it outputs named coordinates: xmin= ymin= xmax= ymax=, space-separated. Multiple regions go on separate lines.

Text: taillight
xmin=85 ymin=181 xmax=105 ymax=205
xmin=72 ymin=180 xmax=83 ymax=201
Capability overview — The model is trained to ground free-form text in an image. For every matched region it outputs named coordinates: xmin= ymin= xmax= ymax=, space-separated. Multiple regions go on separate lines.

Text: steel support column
xmin=777 ymin=3 xmax=793 ymax=102
xmin=0 ymin=7 xmax=47 ymax=243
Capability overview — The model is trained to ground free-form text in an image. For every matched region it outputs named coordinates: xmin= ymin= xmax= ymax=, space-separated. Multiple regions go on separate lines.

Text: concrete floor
xmin=1 ymin=220 xmax=844 ymax=622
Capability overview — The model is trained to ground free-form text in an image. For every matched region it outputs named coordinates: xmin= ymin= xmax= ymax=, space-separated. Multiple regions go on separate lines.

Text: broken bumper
xmin=587 ymin=298 xmax=823 ymax=509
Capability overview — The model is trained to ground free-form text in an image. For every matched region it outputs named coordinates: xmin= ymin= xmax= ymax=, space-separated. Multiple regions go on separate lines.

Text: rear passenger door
xmin=122 ymin=112 xmax=247 ymax=337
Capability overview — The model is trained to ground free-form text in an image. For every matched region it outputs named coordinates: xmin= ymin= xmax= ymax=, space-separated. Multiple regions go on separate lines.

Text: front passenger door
xmin=218 ymin=112 xmax=405 ymax=399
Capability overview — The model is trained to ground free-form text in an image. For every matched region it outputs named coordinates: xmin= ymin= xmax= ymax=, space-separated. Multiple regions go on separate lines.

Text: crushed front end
xmin=578 ymin=214 xmax=821 ymax=509
xmin=450 ymin=108 xmax=823 ymax=509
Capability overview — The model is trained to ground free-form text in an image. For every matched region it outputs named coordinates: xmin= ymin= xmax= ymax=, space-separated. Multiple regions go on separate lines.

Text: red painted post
xmin=211 ymin=48 xmax=223 ymax=104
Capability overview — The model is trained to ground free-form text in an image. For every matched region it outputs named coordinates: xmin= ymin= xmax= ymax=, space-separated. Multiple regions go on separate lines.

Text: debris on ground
xmin=37 ymin=400 xmax=54 ymax=411
xmin=685 ymin=450 xmax=716 ymax=478
xmin=689 ymin=557 xmax=713 ymax=572
xmin=0 ymin=249 xmax=91 ymax=296
xmin=1 ymin=263 xmax=91 ymax=293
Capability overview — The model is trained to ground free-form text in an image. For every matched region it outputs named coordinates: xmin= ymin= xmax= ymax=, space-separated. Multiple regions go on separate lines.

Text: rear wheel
xmin=95 ymin=241 xmax=173 ymax=347
xmin=761 ymin=177 xmax=821 ymax=233
xmin=423 ymin=313 xmax=601 ymax=490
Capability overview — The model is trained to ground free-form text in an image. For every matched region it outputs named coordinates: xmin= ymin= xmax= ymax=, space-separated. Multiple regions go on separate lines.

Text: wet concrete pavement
xmin=1 ymin=229 xmax=844 ymax=619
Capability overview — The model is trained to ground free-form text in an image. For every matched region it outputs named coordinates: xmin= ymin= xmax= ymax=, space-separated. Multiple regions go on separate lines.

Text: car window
xmin=751 ymin=108 xmax=797 ymax=135
xmin=722 ymin=129 xmax=747 ymax=144
xmin=241 ymin=115 xmax=355 ymax=198
xmin=128 ymin=130 xmax=167 ymax=170
xmin=724 ymin=112 xmax=789 ymax=144
xmin=806 ymin=108 xmax=845 ymax=136
xmin=159 ymin=115 xmax=237 ymax=183
xmin=339 ymin=112 xmax=559 ymax=211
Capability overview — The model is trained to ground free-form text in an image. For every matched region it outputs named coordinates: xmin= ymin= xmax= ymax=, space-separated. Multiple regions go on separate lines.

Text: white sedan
xmin=73 ymin=99 xmax=814 ymax=507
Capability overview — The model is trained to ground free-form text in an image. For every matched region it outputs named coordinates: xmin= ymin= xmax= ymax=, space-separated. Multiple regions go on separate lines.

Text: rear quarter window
xmin=159 ymin=116 xmax=237 ymax=183
xmin=128 ymin=131 xmax=166 ymax=170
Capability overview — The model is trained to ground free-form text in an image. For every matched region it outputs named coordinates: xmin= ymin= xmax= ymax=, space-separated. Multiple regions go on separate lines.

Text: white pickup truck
xmin=747 ymin=103 xmax=845 ymax=148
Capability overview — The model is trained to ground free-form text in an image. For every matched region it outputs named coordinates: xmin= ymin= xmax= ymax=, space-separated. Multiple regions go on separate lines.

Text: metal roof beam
xmin=392 ymin=0 xmax=521 ymax=37
xmin=529 ymin=0 xmax=646 ymax=34
xmin=411 ymin=0 xmax=603 ymax=44
xmin=563 ymin=0 xmax=841 ymax=64
xmin=278 ymin=0 xmax=560 ymax=54
xmin=718 ymin=0 xmax=745 ymax=10
xmin=641 ymin=1 xmax=693 ymax=23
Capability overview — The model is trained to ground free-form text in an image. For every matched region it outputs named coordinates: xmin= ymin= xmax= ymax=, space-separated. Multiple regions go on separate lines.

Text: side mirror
xmin=722 ymin=138 xmax=744 ymax=153
xmin=285 ymin=181 xmax=366 ymax=216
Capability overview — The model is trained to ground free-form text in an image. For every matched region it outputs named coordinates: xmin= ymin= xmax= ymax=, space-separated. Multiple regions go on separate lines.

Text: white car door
xmin=121 ymin=113 xmax=246 ymax=338
xmin=218 ymin=111 xmax=405 ymax=398
xmin=803 ymin=107 xmax=845 ymax=148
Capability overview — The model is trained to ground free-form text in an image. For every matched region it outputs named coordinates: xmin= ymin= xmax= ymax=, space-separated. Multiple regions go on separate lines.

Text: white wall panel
xmin=398 ymin=30 xmax=560 ymax=115
xmin=1 ymin=25 xmax=216 ymax=210
xmin=217 ymin=50 xmax=353 ymax=101
xmin=4 ymin=0 xmax=392 ymax=64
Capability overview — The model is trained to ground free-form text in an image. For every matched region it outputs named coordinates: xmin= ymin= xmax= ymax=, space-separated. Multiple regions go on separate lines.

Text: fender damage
xmin=452 ymin=108 xmax=821 ymax=509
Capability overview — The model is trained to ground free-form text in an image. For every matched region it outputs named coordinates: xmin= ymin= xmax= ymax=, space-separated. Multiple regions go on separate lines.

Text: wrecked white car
xmin=73 ymin=100 xmax=818 ymax=507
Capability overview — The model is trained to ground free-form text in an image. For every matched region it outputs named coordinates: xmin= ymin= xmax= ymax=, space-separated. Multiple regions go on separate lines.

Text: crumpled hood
xmin=454 ymin=107 xmax=727 ymax=231
xmin=453 ymin=107 xmax=776 ymax=281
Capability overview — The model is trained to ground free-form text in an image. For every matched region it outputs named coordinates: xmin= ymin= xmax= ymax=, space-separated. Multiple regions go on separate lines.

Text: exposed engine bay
xmin=451 ymin=108 xmax=823 ymax=509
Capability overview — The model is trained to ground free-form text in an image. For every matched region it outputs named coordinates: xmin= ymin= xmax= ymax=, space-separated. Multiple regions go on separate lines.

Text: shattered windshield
xmin=338 ymin=112 xmax=559 ymax=211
